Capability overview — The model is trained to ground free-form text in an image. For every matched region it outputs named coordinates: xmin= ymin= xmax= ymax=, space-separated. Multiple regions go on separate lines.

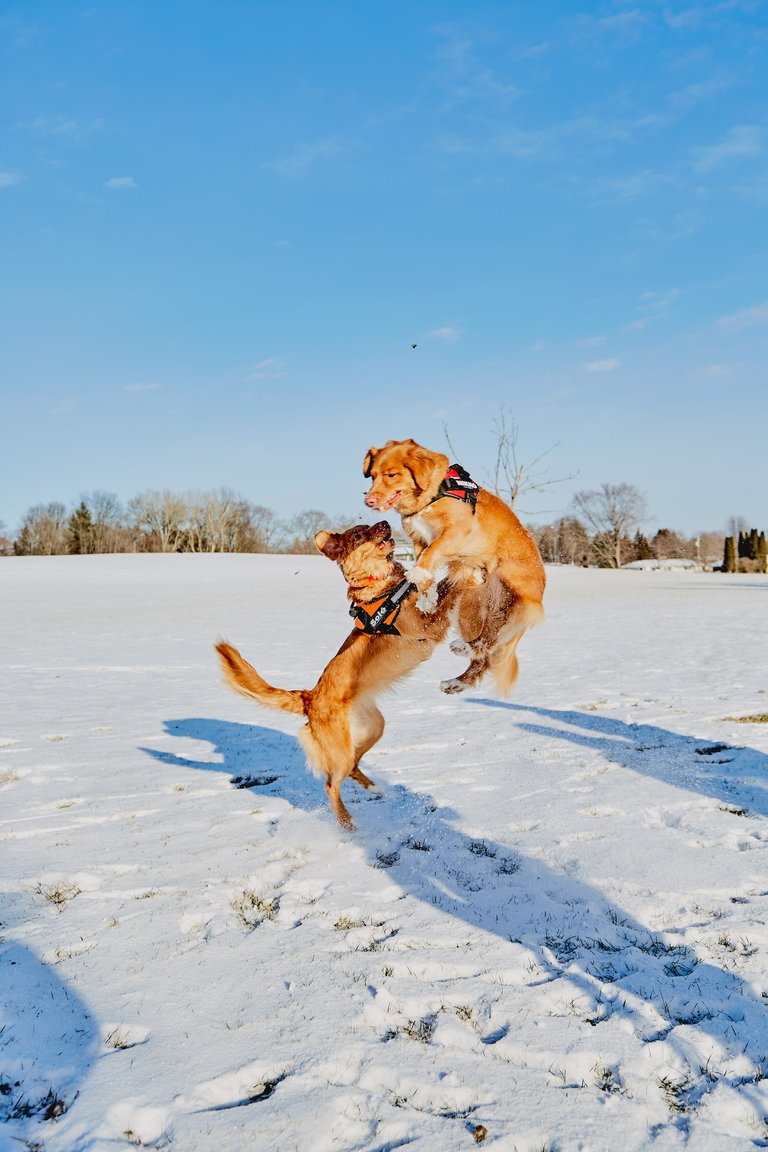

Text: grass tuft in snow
xmin=594 ymin=1064 xmax=623 ymax=1094
xmin=400 ymin=1015 xmax=436 ymax=1043
xmin=403 ymin=836 xmax=432 ymax=852
xmin=104 ymin=1027 xmax=147 ymax=1051
xmin=469 ymin=841 xmax=496 ymax=857
xmin=34 ymin=880 xmax=82 ymax=909
xmin=334 ymin=915 xmax=369 ymax=930
xmin=0 ymin=1084 xmax=69 ymax=1122
xmin=658 ymin=1073 xmax=693 ymax=1115
xmin=232 ymin=889 xmax=279 ymax=930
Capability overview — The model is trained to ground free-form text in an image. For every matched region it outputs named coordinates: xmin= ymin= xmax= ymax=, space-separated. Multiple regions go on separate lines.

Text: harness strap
xmin=349 ymin=578 xmax=415 ymax=635
xmin=430 ymin=463 xmax=479 ymax=513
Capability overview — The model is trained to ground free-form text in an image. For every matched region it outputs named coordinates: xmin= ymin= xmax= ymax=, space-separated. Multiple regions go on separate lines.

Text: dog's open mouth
xmin=369 ymin=520 xmax=395 ymax=555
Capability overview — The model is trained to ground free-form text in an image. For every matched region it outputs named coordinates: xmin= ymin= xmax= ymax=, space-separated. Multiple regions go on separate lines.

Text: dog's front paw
xmin=407 ymin=563 xmax=432 ymax=587
xmin=440 ymin=677 xmax=466 ymax=695
xmin=450 ymin=639 xmax=474 ymax=658
xmin=416 ymin=585 xmax=438 ymax=613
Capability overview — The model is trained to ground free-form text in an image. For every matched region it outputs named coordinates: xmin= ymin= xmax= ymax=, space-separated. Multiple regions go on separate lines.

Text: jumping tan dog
xmin=216 ymin=520 xmax=456 ymax=830
xmin=363 ymin=438 xmax=545 ymax=695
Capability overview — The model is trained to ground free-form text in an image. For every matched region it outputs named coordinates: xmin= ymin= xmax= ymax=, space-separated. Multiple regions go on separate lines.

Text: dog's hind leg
xmin=452 ymin=584 xmax=491 ymax=649
xmin=325 ymin=773 xmax=355 ymax=830
xmin=299 ymin=722 xmax=357 ymax=829
xmin=442 ymin=583 xmax=500 ymax=693
xmin=441 ymin=643 xmax=492 ymax=694
xmin=349 ymin=704 xmax=385 ymax=791
xmin=350 ymin=766 xmax=376 ymax=789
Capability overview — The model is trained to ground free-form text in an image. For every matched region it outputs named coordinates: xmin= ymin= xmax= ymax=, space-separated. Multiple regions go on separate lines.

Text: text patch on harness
xmin=349 ymin=579 xmax=415 ymax=636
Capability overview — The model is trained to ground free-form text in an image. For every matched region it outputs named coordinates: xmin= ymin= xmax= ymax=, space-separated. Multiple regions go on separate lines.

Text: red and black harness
xmin=430 ymin=463 xmax=479 ymax=513
xmin=349 ymin=578 xmax=415 ymax=636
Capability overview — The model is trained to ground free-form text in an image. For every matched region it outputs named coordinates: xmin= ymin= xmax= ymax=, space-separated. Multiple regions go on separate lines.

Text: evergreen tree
xmin=68 ymin=502 xmax=94 ymax=554
xmin=759 ymin=531 xmax=767 ymax=573
xmin=13 ymin=525 xmax=33 ymax=556
xmin=633 ymin=531 xmax=654 ymax=560
xmin=749 ymin=527 xmax=759 ymax=560
xmin=723 ymin=536 xmax=736 ymax=573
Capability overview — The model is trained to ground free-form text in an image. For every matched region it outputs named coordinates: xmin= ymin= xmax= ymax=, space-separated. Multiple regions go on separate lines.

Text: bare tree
xmin=86 ymin=491 xmax=126 ymax=553
xmin=443 ymin=405 xmax=575 ymax=513
xmin=129 ymin=490 xmax=187 ymax=552
xmin=651 ymin=528 xmax=693 ymax=561
xmin=185 ymin=491 xmax=220 ymax=552
xmin=533 ymin=516 xmax=591 ymax=565
xmin=698 ymin=531 xmax=725 ymax=568
xmin=571 ymin=483 xmax=648 ymax=569
xmin=244 ymin=504 xmax=281 ymax=552
xmin=14 ymin=503 xmax=69 ymax=555
xmin=183 ymin=489 xmax=241 ymax=552
xmin=279 ymin=510 xmax=362 ymax=554
xmin=281 ymin=509 xmax=333 ymax=554
xmin=180 ymin=490 xmax=283 ymax=553
xmin=726 ymin=514 xmax=750 ymax=538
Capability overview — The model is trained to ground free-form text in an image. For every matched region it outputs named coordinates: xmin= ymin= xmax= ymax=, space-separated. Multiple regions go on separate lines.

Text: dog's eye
xmin=386 ymin=471 xmax=398 ymax=479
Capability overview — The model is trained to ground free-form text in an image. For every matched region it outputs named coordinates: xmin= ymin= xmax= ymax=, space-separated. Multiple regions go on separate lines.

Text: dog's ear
xmin=363 ymin=446 xmax=378 ymax=478
xmin=315 ymin=530 xmax=340 ymax=559
xmin=409 ymin=446 xmax=449 ymax=493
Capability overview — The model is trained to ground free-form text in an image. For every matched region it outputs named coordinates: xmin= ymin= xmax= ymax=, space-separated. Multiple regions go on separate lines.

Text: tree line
xmin=1 ymin=483 xmax=762 ymax=573
xmin=1 ymin=489 xmax=360 ymax=557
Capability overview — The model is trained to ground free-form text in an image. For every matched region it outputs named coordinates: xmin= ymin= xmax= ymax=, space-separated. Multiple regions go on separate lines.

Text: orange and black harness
xmin=430 ymin=463 xmax=479 ymax=513
xmin=349 ymin=578 xmax=415 ymax=636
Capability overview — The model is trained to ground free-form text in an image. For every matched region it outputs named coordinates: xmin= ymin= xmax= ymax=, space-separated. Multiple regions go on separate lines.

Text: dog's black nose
xmin=374 ymin=520 xmax=390 ymax=534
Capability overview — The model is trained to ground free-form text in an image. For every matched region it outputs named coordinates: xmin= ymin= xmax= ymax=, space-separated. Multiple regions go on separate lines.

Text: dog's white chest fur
xmin=406 ymin=513 xmax=438 ymax=545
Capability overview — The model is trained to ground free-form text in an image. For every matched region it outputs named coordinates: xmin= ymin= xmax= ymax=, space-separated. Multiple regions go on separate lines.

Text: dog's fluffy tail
xmin=490 ymin=600 xmax=544 ymax=698
xmin=216 ymin=641 xmax=307 ymax=716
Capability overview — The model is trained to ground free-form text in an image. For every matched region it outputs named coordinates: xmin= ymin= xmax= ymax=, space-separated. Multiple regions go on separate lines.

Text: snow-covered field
xmin=2 ymin=554 xmax=767 ymax=1152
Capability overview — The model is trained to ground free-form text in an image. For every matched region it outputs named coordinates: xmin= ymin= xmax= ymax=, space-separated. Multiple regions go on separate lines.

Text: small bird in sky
xmin=411 ymin=343 xmax=417 ymax=349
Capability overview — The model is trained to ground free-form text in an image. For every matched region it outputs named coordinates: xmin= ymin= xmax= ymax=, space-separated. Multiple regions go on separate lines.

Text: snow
xmin=1 ymin=553 xmax=767 ymax=1152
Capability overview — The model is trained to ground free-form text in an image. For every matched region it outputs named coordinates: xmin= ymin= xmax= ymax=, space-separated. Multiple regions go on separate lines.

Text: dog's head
xmin=363 ymin=439 xmax=449 ymax=515
xmin=315 ymin=521 xmax=396 ymax=586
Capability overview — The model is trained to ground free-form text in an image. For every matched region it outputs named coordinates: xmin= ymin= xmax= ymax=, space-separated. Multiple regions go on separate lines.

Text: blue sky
xmin=2 ymin=1 xmax=767 ymax=536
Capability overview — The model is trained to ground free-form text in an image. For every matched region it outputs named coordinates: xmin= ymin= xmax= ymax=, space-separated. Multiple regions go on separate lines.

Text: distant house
xmin=621 ymin=558 xmax=698 ymax=572
xmin=393 ymin=536 xmax=416 ymax=564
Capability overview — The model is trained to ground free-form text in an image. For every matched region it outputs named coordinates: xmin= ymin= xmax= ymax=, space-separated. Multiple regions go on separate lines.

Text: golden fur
xmin=363 ymin=438 xmax=545 ymax=695
xmin=216 ymin=521 xmax=455 ymax=829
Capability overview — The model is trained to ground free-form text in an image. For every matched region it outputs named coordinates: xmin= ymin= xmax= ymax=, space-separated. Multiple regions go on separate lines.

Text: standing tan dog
xmin=363 ymin=438 xmax=545 ymax=695
xmin=216 ymin=521 xmax=455 ymax=830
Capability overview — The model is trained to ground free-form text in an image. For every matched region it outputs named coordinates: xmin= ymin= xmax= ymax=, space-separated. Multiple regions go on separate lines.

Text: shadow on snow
xmin=0 ymin=894 xmax=97 ymax=1142
xmin=471 ymin=700 xmax=768 ymax=819
xmin=142 ymin=714 xmax=768 ymax=1122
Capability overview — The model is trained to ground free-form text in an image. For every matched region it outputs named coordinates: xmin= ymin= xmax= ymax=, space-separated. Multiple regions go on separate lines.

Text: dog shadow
xmin=0 ymin=893 xmax=98 ymax=1140
xmin=469 ymin=700 xmax=768 ymax=819
xmin=143 ymin=716 xmax=768 ymax=1087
